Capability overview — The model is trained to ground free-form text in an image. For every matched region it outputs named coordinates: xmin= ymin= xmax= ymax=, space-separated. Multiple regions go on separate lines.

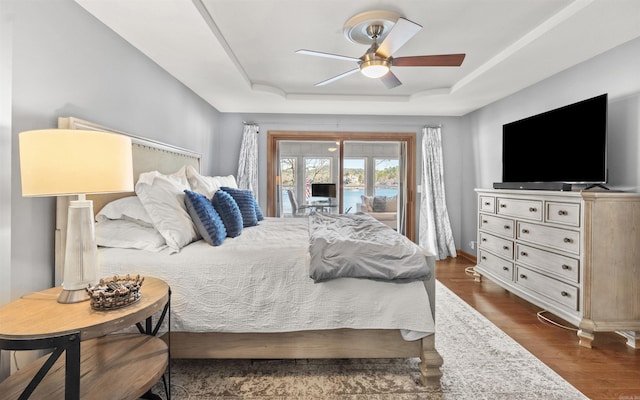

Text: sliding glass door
xmin=267 ymin=131 xmax=417 ymax=240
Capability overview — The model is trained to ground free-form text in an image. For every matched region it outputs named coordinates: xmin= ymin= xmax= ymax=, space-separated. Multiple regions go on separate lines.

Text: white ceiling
xmin=75 ymin=0 xmax=640 ymax=116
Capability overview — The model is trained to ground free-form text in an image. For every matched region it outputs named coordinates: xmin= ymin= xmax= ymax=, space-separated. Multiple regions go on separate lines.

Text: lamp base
xmin=58 ymin=288 xmax=90 ymax=304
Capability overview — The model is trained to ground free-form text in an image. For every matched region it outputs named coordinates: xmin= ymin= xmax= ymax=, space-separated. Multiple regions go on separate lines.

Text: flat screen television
xmin=501 ymin=93 xmax=607 ymax=188
xmin=311 ymin=183 xmax=336 ymax=198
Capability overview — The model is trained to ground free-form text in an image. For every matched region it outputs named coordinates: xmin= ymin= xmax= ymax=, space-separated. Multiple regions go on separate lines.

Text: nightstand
xmin=0 ymin=276 xmax=170 ymax=400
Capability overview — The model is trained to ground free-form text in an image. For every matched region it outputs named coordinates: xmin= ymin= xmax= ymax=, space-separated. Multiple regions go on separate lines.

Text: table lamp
xmin=19 ymin=129 xmax=133 ymax=303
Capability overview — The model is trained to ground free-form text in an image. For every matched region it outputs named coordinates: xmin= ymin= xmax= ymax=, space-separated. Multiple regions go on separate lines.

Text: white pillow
xmin=135 ymin=168 xmax=198 ymax=253
xmin=95 ymin=196 xmax=154 ymax=227
xmin=95 ymin=219 xmax=167 ymax=252
xmin=185 ymin=165 xmax=238 ymax=198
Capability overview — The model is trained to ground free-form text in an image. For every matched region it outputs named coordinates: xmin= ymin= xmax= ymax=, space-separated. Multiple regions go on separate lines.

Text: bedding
xmin=95 ymin=195 xmax=154 ymax=227
xmin=135 ymin=167 xmax=198 ymax=252
xmin=97 ymin=216 xmax=435 ymax=341
xmin=309 ymin=212 xmax=432 ymax=283
xmin=95 ymin=219 xmax=167 ymax=252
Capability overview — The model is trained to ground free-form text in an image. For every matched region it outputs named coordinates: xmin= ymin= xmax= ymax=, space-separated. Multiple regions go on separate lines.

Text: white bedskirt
xmin=97 ymin=217 xmax=435 ymax=340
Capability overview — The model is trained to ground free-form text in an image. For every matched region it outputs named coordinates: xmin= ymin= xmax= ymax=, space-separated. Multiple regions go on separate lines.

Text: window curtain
xmin=419 ymin=126 xmax=456 ymax=260
xmin=237 ymin=123 xmax=259 ymax=198
xmin=398 ymin=141 xmax=407 ymax=235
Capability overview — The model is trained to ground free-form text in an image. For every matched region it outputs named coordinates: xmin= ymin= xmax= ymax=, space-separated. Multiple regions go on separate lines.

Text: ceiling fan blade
xmin=380 ymin=71 xmax=402 ymax=89
xmin=315 ymin=68 xmax=360 ymax=86
xmin=393 ymin=54 xmax=466 ymax=67
xmin=296 ymin=49 xmax=361 ymax=63
xmin=376 ymin=18 xmax=422 ymax=58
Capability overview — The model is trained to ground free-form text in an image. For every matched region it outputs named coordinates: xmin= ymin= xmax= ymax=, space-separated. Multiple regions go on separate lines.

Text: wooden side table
xmin=0 ymin=276 xmax=170 ymax=400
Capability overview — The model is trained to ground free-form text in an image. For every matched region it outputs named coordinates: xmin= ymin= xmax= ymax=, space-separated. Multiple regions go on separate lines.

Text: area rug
xmin=151 ymin=281 xmax=587 ymax=399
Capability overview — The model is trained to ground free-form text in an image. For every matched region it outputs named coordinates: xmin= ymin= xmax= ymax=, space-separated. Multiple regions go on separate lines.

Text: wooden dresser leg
xmin=616 ymin=331 xmax=640 ymax=349
xmin=419 ymin=335 xmax=443 ymax=385
xmin=577 ymin=329 xmax=594 ymax=348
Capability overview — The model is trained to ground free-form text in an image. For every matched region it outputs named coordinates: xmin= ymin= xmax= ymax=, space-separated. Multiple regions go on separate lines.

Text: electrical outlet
xmin=469 ymin=241 xmax=477 ymax=250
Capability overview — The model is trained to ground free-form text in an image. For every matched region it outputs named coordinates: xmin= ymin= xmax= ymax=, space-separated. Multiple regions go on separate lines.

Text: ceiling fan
xmin=296 ymin=10 xmax=465 ymax=89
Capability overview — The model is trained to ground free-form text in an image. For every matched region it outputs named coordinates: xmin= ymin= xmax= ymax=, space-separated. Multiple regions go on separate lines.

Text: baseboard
xmin=455 ymin=249 xmax=477 ymax=264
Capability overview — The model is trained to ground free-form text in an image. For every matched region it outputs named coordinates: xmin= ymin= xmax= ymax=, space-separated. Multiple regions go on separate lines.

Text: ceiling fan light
xmin=360 ymin=59 xmax=390 ymax=78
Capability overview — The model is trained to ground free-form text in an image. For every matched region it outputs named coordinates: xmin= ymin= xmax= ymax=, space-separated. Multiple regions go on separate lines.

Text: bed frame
xmin=54 ymin=117 xmax=443 ymax=385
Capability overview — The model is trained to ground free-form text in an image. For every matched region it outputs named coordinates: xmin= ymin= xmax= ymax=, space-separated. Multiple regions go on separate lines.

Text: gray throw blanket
xmin=308 ymin=213 xmax=432 ymax=283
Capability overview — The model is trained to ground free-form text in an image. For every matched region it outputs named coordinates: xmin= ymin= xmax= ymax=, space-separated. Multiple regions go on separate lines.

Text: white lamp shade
xmin=19 ymin=129 xmax=134 ymax=196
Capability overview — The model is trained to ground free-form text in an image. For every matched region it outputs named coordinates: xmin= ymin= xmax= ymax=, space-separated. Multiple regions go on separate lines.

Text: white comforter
xmin=97 ymin=217 xmax=435 ymax=340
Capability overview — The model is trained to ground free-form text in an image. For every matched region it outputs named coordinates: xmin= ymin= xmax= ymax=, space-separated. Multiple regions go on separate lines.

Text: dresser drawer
xmin=479 ymin=214 xmax=515 ymax=238
xmin=515 ymin=266 xmax=579 ymax=311
xmin=546 ymin=202 xmax=580 ymax=227
xmin=478 ymin=250 xmax=513 ymax=281
xmin=479 ymin=232 xmax=513 ymax=259
xmin=516 ymin=244 xmax=579 ymax=283
xmin=479 ymin=196 xmax=495 ymax=213
xmin=517 ymin=222 xmax=580 ymax=255
xmin=497 ymin=198 xmax=542 ymax=221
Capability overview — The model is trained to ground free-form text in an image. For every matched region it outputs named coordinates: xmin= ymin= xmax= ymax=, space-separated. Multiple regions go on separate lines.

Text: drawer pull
xmin=500 ymin=204 xmax=507 ymax=208
xmin=502 ymin=266 xmax=509 ymax=271
xmin=558 ymin=210 xmax=568 ymax=216
xmin=481 ymin=256 xmax=487 ymax=260
xmin=482 ymin=238 xmax=487 ymax=242
xmin=561 ymin=291 xmax=569 ymax=297
xmin=521 ymin=229 xmax=530 ymax=234
xmin=504 ymin=225 xmax=511 ymax=230
xmin=563 ymin=237 xmax=573 ymax=243
xmin=484 ymin=202 xmax=491 ymax=206
xmin=503 ymin=246 xmax=510 ymax=250
xmin=529 ymin=207 xmax=537 ymax=212
xmin=482 ymin=220 xmax=488 ymax=223
xmin=561 ymin=264 xmax=570 ymax=270
xmin=520 ymin=251 xmax=528 ymax=257
xmin=519 ymin=274 xmax=527 ymax=279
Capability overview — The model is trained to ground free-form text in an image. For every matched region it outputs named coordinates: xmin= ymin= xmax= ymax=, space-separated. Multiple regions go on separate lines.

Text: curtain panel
xmin=419 ymin=126 xmax=456 ymax=260
xmin=236 ymin=124 xmax=259 ymax=198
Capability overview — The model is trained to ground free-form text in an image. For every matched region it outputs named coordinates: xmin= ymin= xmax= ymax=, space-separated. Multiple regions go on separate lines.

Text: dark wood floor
xmin=436 ymin=255 xmax=640 ymax=400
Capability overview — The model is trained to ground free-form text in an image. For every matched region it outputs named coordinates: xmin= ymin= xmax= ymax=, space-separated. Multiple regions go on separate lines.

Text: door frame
xmin=267 ymin=131 xmax=417 ymax=241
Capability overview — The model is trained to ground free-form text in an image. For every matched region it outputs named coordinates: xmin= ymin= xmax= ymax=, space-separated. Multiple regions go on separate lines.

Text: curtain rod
xmin=242 ymin=121 xmax=260 ymax=133
xmin=423 ymin=124 xmax=443 ymax=128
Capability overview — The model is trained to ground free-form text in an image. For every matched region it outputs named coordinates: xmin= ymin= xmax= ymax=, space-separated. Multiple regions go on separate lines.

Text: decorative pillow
xmin=220 ymin=187 xmax=258 ymax=227
xmin=95 ymin=196 xmax=154 ymax=227
xmin=183 ymin=190 xmax=227 ymax=246
xmin=135 ymin=169 xmax=198 ymax=252
xmin=95 ymin=219 xmax=167 ymax=252
xmin=385 ymin=195 xmax=398 ymax=212
xmin=361 ymin=195 xmax=374 ymax=212
xmin=254 ymin=197 xmax=264 ymax=221
xmin=212 ymin=190 xmax=243 ymax=237
xmin=372 ymin=196 xmax=389 ymax=212
xmin=185 ymin=165 xmax=238 ymax=199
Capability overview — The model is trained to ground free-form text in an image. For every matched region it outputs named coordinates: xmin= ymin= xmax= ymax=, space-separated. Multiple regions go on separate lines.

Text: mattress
xmin=97 ymin=217 xmax=435 ymax=340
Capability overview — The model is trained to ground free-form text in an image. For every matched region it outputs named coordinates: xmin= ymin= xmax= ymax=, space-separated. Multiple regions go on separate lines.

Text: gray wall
xmin=461 ymin=36 xmax=640 ymax=257
xmin=215 ymin=113 xmax=468 ymax=244
xmin=4 ymin=0 xmax=220 ymax=306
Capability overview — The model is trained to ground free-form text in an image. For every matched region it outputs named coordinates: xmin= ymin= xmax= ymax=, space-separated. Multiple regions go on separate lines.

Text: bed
xmin=54 ymin=117 xmax=443 ymax=385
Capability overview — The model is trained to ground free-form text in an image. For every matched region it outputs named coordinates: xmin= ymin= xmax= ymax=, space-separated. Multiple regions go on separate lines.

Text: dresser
xmin=474 ymin=189 xmax=640 ymax=348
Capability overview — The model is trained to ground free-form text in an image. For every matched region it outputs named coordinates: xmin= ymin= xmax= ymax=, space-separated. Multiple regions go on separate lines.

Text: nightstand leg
xmin=64 ymin=333 xmax=80 ymax=400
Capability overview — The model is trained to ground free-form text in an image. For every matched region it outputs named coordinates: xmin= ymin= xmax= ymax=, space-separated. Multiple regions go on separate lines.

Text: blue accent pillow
xmin=183 ymin=190 xmax=226 ymax=246
xmin=220 ymin=187 xmax=259 ymax=227
xmin=212 ymin=190 xmax=243 ymax=237
xmin=254 ymin=197 xmax=264 ymax=221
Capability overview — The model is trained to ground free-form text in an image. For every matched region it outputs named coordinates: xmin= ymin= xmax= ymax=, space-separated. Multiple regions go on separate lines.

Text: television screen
xmin=311 ymin=183 xmax=336 ymax=198
xmin=502 ymin=94 xmax=607 ymax=184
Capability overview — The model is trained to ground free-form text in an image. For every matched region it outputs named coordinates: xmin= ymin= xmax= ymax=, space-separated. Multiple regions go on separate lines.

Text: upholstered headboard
xmin=54 ymin=117 xmax=201 ymax=284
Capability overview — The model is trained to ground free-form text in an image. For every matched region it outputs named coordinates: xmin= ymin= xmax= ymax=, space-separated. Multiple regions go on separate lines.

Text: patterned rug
xmin=151 ymin=281 xmax=587 ymax=399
